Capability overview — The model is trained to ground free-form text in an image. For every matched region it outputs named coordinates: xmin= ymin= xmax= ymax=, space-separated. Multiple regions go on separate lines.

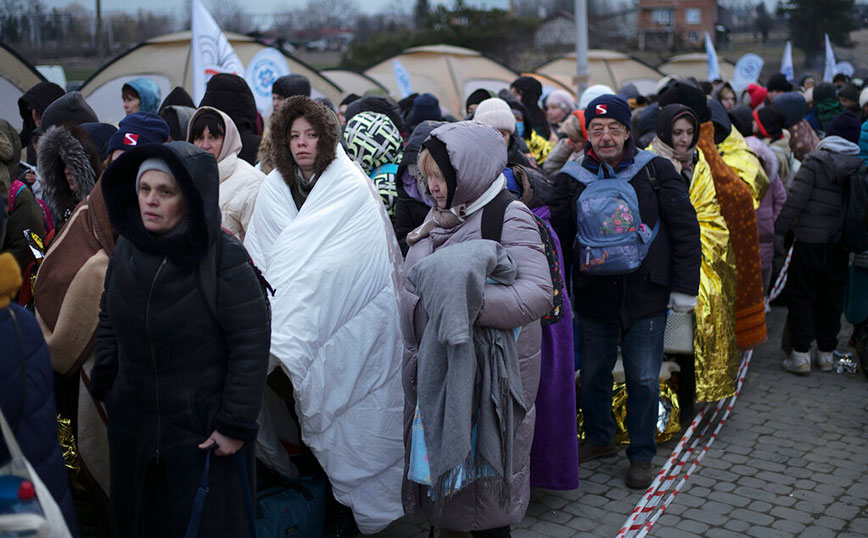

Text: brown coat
xmin=399 ymin=122 xmax=553 ymax=530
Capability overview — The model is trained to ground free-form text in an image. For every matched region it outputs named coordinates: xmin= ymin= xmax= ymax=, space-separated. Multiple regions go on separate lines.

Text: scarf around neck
xmin=651 ymin=136 xmax=696 ymax=177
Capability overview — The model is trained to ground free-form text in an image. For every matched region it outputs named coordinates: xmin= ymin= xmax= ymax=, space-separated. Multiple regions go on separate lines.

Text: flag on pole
xmin=705 ymin=32 xmax=720 ymax=81
xmin=823 ymin=33 xmax=836 ymax=82
xmin=392 ymin=60 xmax=413 ymax=99
xmin=780 ymin=41 xmax=794 ymax=83
xmin=191 ymin=0 xmax=245 ymax=104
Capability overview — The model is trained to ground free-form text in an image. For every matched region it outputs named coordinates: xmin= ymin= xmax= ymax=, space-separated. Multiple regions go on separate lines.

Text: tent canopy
xmin=658 ymin=53 xmax=736 ymax=83
xmin=79 ymin=31 xmax=343 ymax=124
xmin=535 ymin=50 xmax=663 ymax=98
xmin=321 ymin=69 xmax=388 ymax=98
xmin=1 ymin=43 xmax=46 ymax=130
xmin=364 ymin=44 xmax=519 ymax=117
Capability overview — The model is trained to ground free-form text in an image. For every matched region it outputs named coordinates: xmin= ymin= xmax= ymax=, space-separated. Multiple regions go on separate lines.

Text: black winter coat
xmin=91 ymin=142 xmax=270 ymax=538
xmin=549 ymin=141 xmax=701 ymax=326
xmin=0 ymin=302 xmax=79 ymax=536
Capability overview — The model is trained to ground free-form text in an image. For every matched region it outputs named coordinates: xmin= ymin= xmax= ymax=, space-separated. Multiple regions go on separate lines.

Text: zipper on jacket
xmin=146 ymin=257 xmax=167 ymax=458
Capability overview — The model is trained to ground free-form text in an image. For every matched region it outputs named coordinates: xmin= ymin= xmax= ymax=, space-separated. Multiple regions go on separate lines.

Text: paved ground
xmin=372 ymin=306 xmax=868 ymax=537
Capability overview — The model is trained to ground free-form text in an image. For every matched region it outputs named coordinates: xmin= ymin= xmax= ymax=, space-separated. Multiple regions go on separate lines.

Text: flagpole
xmin=574 ymin=0 xmax=589 ymax=100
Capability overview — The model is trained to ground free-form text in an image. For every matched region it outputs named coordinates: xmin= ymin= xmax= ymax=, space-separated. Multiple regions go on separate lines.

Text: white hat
xmin=474 ymin=98 xmax=516 ymax=134
xmin=578 ymin=84 xmax=615 ymax=110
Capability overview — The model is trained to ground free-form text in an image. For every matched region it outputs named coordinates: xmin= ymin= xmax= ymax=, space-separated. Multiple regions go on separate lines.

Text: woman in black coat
xmin=91 ymin=141 xmax=270 ymax=537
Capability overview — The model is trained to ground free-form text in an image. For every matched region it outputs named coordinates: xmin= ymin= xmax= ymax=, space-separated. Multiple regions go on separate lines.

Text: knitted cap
xmin=107 ymin=112 xmax=171 ymax=156
xmin=753 ymin=106 xmax=786 ymax=140
xmin=825 ymin=112 xmax=861 ymax=144
xmin=838 ymin=83 xmax=860 ymax=103
xmin=40 ymin=91 xmax=98 ymax=129
xmin=579 ymin=84 xmax=615 ymax=110
xmin=813 ymin=82 xmax=837 ymax=103
xmin=584 ymin=94 xmax=632 ymax=130
xmin=766 ymin=73 xmax=792 ymax=93
xmin=746 ymin=84 xmax=768 ymax=109
xmin=473 ymin=98 xmax=516 ymax=134
xmin=272 ymin=74 xmax=311 ymax=98
xmin=135 ymin=157 xmax=174 ymax=193
xmin=0 ymin=253 xmax=22 ymax=309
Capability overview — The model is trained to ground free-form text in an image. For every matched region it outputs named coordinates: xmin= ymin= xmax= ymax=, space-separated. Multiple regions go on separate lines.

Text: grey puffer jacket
xmin=400 ymin=122 xmax=553 ymax=531
xmin=776 ymin=136 xmax=866 ymax=244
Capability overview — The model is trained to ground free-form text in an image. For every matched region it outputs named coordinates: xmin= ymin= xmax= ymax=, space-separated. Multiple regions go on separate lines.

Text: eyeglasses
xmin=589 ymin=125 xmax=626 ymax=137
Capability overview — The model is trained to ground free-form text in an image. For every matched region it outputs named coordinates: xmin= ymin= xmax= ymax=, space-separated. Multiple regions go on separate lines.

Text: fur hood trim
xmin=37 ymin=124 xmax=101 ymax=224
xmin=270 ymin=96 xmax=339 ymax=184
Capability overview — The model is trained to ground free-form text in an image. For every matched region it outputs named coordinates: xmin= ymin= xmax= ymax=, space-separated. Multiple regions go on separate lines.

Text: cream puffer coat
xmin=188 ymin=106 xmax=265 ymax=241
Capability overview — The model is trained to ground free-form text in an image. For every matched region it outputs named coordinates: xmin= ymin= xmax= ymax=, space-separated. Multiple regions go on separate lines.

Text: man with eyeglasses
xmin=561 ymin=94 xmax=700 ymax=489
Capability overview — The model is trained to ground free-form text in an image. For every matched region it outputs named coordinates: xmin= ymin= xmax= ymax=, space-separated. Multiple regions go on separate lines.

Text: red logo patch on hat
xmin=124 ymin=133 xmax=139 ymax=146
xmin=595 ymin=104 xmax=608 ymax=114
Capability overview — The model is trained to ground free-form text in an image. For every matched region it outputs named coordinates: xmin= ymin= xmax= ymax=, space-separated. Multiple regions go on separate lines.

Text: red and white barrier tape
xmin=617 ymin=245 xmax=792 ymax=537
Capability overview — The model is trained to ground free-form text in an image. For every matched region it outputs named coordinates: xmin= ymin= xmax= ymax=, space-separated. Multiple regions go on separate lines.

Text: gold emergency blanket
xmin=717 ymin=129 xmax=770 ymax=209
xmin=577 ymin=382 xmax=681 ymax=445
xmin=58 ymin=414 xmax=86 ymax=492
xmin=689 ymin=148 xmax=740 ymax=401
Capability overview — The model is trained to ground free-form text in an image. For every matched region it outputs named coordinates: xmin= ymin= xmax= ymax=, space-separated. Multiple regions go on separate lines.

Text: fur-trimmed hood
xmin=37 ymin=124 xmax=101 ymax=227
xmin=101 ymin=141 xmax=220 ymax=267
xmin=270 ymin=96 xmax=339 ymax=184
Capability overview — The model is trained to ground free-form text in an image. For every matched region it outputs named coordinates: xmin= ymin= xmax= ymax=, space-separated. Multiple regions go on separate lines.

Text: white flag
xmin=732 ymin=53 xmax=764 ymax=93
xmin=191 ymin=0 xmax=245 ymax=104
xmin=781 ymin=41 xmax=794 ymax=83
xmin=823 ymin=33 xmax=836 ymax=83
xmin=705 ymin=32 xmax=720 ymax=82
xmin=244 ymin=48 xmax=292 ymax=115
xmin=392 ymin=60 xmax=413 ymax=99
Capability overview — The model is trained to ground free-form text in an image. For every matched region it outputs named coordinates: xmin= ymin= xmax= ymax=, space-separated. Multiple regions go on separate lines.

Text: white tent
xmin=535 ymin=50 xmax=664 ymax=98
xmin=1 ymin=43 xmax=46 ymax=130
xmin=78 ymin=31 xmax=343 ymax=124
xmin=321 ymin=69 xmax=388 ymax=97
xmin=658 ymin=53 xmax=736 ymax=82
xmin=364 ymin=45 xmax=519 ymax=117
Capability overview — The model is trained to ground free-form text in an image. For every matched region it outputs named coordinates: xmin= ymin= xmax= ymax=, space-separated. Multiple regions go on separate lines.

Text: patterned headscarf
xmin=343 ymin=111 xmax=403 ymax=175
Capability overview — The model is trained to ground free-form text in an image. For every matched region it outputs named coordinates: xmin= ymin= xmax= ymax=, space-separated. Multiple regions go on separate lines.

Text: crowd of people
xmin=1 ymin=62 xmax=867 ymax=538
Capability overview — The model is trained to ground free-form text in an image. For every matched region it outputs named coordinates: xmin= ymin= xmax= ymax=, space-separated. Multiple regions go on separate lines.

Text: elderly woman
xmin=401 ymin=121 xmax=553 ymax=536
xmin=244 ymin=96 xmax=405 ymax=535
xmin=648 ymin=104 xmax=739 ymax=403
xmin=187 ymin=106 xmax=266 ymax=241
xmin=90 ymin=142 xmax=270 ymax=537
xmin=545 ymin=89 xmax=576 ymax=140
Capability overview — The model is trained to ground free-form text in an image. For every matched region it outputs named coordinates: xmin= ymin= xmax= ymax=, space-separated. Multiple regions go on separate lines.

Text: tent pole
xmin=574 ymin=0 xmax=588 ymax=100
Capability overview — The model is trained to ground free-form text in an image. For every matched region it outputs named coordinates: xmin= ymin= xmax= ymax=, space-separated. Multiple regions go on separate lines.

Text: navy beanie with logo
xmin=107 ymin=112 xmax=170 ymax=155
xmin=584 ymin=94 xmax=632 ymax=131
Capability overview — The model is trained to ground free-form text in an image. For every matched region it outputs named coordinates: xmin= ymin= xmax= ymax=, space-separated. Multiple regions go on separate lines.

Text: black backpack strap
xmin=645 ymin=159 xmax=659 ymax=191
xmin=481 ymin=190 xmax=518 ymax=243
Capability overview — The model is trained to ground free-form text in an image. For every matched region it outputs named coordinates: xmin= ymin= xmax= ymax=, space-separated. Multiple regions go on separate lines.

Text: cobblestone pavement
xmin=371 ymin=306 xmax=868 ymax=537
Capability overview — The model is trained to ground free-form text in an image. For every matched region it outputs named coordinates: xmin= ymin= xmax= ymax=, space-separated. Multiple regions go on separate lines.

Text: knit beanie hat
xmin=584 ymin=94 xmax=632 ymax=130
xmin=0 ymin=253 xmax=22 ymax=309
xmin=813 ymin=82 xmax=837 ymax=103
xmin=746 ymin=84 xmax=768 ymax=109
xmin=838 ymin=83 xmax=860 ymax=103
xmin=578 ymin=84 xmax=615 ymax=110
xmin=409 ymin=93 xmax=442 ymax=125
xmin=466 ymin=88 xmax=494 ymax=112
xmin=473 ymin=98 xmax=517 ymax=134
xmin=772 ymin=92 xmax=807 ymax=127
xmin=546 ymin=89 xmax=575 ymax=112
xmin=40 ymin=91 xmax=99 ymax=129
xmin=753 ymin=106 xmax=786 ymax=140
xmin=824 ymin=111 xmax=861 ymax=144
xmin=766 ymin=73 xmax=792 ymax=93
xmin=272 ymin=74 xmax=311 ymax=98
xmin=108 ymin=112 xmax=171 ymax=156
xmin=135 ymin=157 xmax=174 ymax=193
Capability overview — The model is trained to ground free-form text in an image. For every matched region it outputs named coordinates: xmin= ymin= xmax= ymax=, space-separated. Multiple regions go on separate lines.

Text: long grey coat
xmin=400 ymin=122 xmax=553 ymax=531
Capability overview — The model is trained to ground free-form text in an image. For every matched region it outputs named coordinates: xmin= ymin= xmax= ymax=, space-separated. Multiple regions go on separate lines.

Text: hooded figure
xmin=187 ymin=106 xmax=266 ymax=241
xmin=90 ymin=142 xmax=270 ymax=537
xmin=510 ymin=76 xmax=551 ymax=140
xmin=244 ymin=96 xmax=406 ymax=534
xmin=121 ymin=78 xmax=162 ymax=114
xmin=401 ymin=121 xmax=553 ymax=532
xmin=395 ymin=120 xmax=445 ymax=254
xmin=773 ymin=92 xmax=819 ymax=161
xmin=199 ymin=73 xmax=262 ymax=165
xmin=40 ymin=91 xmax=98 ymax=131
xmin=36 ymin=123 xmax=102 ymax=231
xmin=158 ymin=86 xmax=196 ymax=111
xmin=754 ymin=106 xmax=796 ymax=185
xmin=808 ymin=82 xmax=844 ymax=133
xmin=18 ymin=81 xmax=66 ymax=164
xmin=647 ymin=104 xmax=740 ymax=403
xmin=344 ymin=111 xmax=403 ymax=220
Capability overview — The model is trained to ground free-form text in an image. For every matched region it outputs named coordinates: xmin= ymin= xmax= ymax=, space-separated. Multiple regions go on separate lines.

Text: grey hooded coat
xmin=400 ymin=121 xmax=553 ymax=531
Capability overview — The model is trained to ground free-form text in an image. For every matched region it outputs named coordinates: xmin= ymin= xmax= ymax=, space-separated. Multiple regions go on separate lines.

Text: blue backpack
xmin=562 ymin=151 xmax=660 ymax=275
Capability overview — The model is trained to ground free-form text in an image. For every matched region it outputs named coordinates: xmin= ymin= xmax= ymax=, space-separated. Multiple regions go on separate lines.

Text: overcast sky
xmin=39 ymin=0 xmax=512 ymax=16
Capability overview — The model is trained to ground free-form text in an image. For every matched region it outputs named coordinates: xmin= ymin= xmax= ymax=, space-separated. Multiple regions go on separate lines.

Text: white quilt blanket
xmin=245 ymin=146 xmax=405 ymax=533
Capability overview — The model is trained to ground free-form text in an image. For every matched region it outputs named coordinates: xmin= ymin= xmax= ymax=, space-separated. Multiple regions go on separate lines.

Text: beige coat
xmin=189 ymin=107 xmax=265 ymax=242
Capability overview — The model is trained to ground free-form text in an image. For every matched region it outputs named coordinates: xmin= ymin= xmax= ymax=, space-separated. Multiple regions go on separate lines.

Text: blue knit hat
xmin=584 ymin=94 xmax=632 ymax=130
xmin=107 ymin=112 xmax=170 ymax=155
xmin=825 ymin=112 xmax=861 ymax=144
